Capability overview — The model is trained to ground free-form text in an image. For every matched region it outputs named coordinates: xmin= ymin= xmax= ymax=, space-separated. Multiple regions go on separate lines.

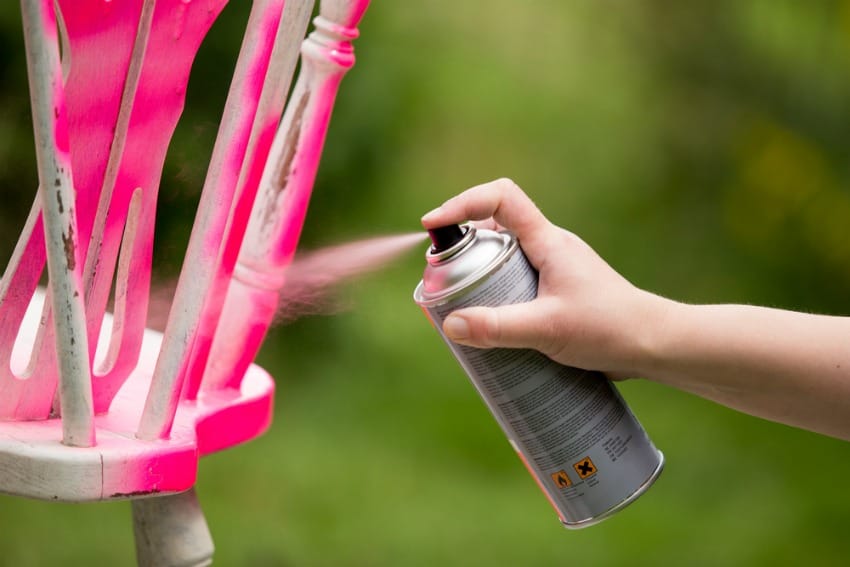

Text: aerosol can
xmin=413 ymin=223 xmax=663 ymax=528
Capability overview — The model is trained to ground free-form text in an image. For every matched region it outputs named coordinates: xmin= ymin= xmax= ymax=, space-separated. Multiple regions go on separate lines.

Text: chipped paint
xmin=258 ymin=88 xmax=309 ymax=233
xmin=61 ymin=223 xmax=75 ymax=271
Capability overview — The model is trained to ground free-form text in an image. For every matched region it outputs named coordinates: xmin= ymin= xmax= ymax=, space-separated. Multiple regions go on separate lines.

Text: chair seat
xmin=0 ymin=292 xmax=274 ymax=502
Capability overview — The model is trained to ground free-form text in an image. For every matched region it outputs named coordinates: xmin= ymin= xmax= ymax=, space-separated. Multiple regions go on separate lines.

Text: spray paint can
xmin=413 ymin=223 xmax=663 ymax=528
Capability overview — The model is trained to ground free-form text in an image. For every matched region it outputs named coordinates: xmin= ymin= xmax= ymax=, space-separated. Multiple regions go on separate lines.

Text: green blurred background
xmin=2 ymin=1 xmax=850 ymax=565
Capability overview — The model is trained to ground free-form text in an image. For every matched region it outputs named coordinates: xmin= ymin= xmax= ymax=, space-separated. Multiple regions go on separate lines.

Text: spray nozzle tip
xmin=427 ymin=224 xmax=466 ymax=253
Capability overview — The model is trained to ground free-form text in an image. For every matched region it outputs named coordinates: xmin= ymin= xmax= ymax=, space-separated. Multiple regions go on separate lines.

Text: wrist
xmin=625 ymin=291 xmax=681 ymax=381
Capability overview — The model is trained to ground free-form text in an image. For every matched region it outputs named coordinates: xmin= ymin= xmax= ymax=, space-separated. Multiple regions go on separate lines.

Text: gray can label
xmin=424 ymin=248 xmax=662 ymax=525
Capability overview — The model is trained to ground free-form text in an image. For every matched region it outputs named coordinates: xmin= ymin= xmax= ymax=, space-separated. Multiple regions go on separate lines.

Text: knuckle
xmin=537 ymin=301 xmax=568 ymax=356
xmin=538 ymin=319 xmax=561 ymax=356
xmin=480 ymin=308 xmax=500 ymax=347
xmin=494 ymin=177 xmax=521 ymax=196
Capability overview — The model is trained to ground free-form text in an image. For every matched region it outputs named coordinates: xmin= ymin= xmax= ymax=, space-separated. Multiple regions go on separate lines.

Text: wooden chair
xmin=0 ymin=0 xmax=368 ymax=564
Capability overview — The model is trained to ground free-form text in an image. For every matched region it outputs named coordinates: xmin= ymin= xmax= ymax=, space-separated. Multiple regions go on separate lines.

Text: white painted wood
xmin=132 ymin=488 xmax=214 ymax=567
xmin=20 ymin=0 xmax=94 ymax=447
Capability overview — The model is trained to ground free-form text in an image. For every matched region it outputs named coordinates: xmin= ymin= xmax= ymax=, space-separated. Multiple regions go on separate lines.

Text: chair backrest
xmin=0 ymin=0 xmax=369 ymax=447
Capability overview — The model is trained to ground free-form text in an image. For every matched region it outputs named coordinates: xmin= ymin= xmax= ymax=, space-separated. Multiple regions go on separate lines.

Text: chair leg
xmin=131 ymin=488 xmax=215 ymax=567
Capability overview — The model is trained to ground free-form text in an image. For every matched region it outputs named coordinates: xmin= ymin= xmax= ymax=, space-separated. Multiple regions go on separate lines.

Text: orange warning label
xmin=573 ymin=457 xmax=597 ymax=479
xmin=551 ymin=470 xmax=572 ymax=488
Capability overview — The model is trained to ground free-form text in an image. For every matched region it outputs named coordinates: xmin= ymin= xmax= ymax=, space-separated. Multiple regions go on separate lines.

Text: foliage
xmin=1 ymin=1 xmax=849 ymax=565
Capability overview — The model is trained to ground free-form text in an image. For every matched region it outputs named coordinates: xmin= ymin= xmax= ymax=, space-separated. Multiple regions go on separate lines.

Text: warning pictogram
xmin=573 ymin=457 xmax=597 ymax=479
xmin=551 ymin=470 xmax=572 ymax=488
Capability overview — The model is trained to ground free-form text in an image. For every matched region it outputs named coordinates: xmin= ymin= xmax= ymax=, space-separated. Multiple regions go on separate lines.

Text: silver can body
xmin=413 ymin=225 xmax=663 ymax=528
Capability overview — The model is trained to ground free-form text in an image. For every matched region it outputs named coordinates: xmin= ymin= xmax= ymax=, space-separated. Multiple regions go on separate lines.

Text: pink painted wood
xmin=201 ymin=0 xmax=371 ymax=393
xmin=1 ymin=0 xmax=369 ymax=516
xmin=71 ymin=0 xmax=231 ymax=415
xmin=181 ymin=0 xmax=316 ymax=402
xmin=1 ymin=0 xmax=374 ymax=558
xmin=136 ymin=0 xmax=288 ymax=441
xmin=0 ymin=0 xmax=295 ymax=501
xmin=0 ymin=0 xmax=228 ymax=420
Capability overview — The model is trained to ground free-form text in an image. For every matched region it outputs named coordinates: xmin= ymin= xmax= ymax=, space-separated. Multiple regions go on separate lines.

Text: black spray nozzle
xmin=427 ymin=224 xmax=466 ymax=253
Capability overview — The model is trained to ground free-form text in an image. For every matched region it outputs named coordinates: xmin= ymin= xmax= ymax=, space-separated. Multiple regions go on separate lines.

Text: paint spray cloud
xmin=147 ymin=231 xmax=427 ymax=330
xmin=274 ymin=231 xmax=427 ymax=323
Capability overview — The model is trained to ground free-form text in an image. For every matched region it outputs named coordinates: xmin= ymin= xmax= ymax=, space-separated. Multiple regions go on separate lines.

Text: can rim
xmin=413 ymin=230 xmax=518 ymax=307
xmin=560 ymin=450 xmax=665 ymax=529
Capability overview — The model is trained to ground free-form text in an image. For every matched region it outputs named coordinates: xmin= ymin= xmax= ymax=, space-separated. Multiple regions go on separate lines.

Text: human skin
xmin=421 ymin=178 xmax=850 ymax=441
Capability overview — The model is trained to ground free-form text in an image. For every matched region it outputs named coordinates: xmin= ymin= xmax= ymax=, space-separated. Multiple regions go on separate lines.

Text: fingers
xmin=442 ymin=300 xmax=557 ymax=353
xmin=425 ymin=180 xmax=562 ymax=353
xmin=421 ymin=178 xmax=550 ymax=243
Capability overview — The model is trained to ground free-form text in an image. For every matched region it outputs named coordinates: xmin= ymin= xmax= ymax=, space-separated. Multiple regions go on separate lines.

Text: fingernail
xmin=443 ymin=315 xmax=469 ymax=341
xmin=421 ymin=206 xmax=442 ymax=224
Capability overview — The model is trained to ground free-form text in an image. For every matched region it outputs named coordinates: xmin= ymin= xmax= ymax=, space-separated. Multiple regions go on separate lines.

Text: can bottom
xmin=560 ymin=450 xmax=665 ymax=530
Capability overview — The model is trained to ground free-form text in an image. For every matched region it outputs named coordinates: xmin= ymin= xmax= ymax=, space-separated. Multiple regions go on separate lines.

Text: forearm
xmin=638 ymin=300 xmax=850 ymax=440
xmin=420 ymin=180 xmax=850 ymax=440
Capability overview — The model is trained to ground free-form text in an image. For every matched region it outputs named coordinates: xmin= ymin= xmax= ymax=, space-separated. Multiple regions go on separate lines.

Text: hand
xmin=421 ymin=178 xmax=671 ymax=378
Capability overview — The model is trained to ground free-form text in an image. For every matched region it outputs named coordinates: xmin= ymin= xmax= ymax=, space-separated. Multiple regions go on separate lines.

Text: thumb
xmin=442 ymin=300 xmax=554 ymax=351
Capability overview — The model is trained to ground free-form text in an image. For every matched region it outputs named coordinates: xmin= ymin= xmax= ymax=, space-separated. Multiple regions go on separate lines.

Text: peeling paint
xmin=260 ymin=89 xmax=310 ymax=231
xmin=276 ymin=89 xmax=309 ymax=192
xmin=110 ymin=488 xmax=160 ymax=499
xmin=61 ymin=223 xmax=76 ymax=270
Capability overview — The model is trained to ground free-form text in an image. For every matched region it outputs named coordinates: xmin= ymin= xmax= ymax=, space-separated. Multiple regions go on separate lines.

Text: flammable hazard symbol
xmin=551 ymin=470 xmax=572 ymax=488
xmin=573 ymin=456 xmax=597 ymax=479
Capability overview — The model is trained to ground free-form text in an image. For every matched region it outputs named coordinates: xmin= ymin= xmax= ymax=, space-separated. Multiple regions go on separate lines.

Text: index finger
xmin=420 ymin=178 xmax=551 ymax=244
